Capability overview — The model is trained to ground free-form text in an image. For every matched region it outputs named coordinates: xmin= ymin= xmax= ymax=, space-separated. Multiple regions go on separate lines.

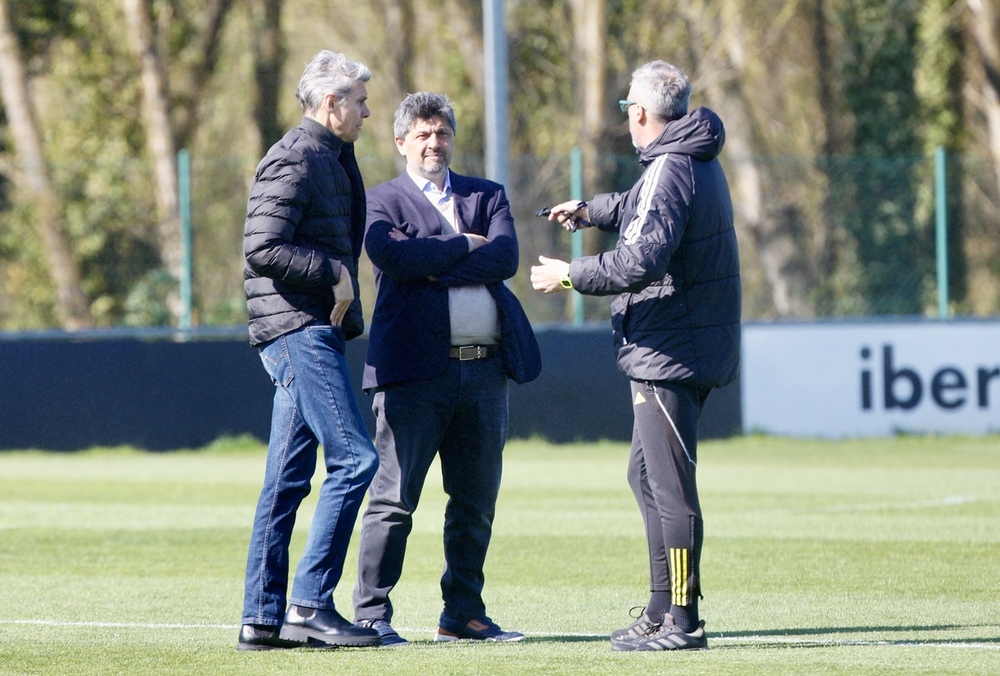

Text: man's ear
xmin=394 ymin=137 xmax=406 ymax=155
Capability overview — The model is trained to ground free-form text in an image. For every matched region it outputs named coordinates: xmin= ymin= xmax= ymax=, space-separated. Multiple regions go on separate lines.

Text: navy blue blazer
xmin=362 ymin=170 xmax=540 ymax=390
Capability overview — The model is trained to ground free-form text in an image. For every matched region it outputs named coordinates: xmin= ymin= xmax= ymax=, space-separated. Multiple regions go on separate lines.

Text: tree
xmin=963 ymin=0 xmax=1000 ymax=312
xmin=248 ymin=0 xmax=284 ymax=156
xmin=812 ymin=0 xmax=850 ymax=315
xmin=680 ymin=0 xmax=820 ymax=317
xmin=916 ymin=0 xmax=967 ymax=308
xmin=968 ymin=0 xmax=1000 ymax=193
xmin=122 ymin=0 xmax=183 ymax=323
xmin=121 ymin=0 xmax=235 ymax=326
xmin=0 ymin=0 xmax=90 ymax=328
xmin=571 ymin=0 xmax=607 ymax=199
xmin=837 ymin=0 xmax=923 ymax=315
xmin=2 ymin=0 xmax=1000 ymax=330
xmin=380 ymin=0 xmax=417 ymax=126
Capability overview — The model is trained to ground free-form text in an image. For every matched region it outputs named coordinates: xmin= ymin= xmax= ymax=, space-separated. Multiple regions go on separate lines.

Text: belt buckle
xmin=458 ymin=345 xmax=481 ymax=361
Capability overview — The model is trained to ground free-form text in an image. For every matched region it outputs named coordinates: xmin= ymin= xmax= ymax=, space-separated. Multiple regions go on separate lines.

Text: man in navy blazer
xmin=352 ymin=92 xmax=539 ymax=646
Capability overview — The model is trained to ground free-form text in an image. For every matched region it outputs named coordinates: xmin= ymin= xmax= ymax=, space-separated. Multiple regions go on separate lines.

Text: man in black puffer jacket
xmin=237 ymin=50 xmax=380 ymax=652
xmin=531 ymin=60 xmax=741 ymax=652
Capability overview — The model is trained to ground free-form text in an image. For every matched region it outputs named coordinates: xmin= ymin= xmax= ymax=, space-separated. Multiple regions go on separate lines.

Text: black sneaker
xmin=358 ymin=619 xmax=409 ymax=647
xmin=434 ymin=616 xmax=525 ymax=642
xmin=609 ymin=606 xmax=667 ymax=648
xmin=613 ymin=620 xmax=708 ymax=651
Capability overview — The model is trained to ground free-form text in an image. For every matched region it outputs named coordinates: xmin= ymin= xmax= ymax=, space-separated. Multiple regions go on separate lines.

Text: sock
xmin=645 ymin=591 xmax=671 ymax=622
xmin=669 ymin=602 xmax=699 ymax=633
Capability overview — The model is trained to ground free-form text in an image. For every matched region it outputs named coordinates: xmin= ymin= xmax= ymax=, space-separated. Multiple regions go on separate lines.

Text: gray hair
xmin=631 ymin=61 xmax=691 ymax=122
xmin=393 ymin=92 xmax=457 ymax=140
xmin=295 ymin=50 xmax=371 ymax=113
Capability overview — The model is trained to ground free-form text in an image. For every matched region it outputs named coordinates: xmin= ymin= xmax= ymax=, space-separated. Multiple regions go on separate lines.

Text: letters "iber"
xmin=859 ymin=344 xmax=1000 ymax=411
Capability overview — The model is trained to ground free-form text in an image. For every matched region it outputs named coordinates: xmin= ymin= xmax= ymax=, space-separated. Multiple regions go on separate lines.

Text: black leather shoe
xmin=236 ymin=624 xmax=300 ymax=651
xmin=278 ymin=605 xmax=380 ymax=648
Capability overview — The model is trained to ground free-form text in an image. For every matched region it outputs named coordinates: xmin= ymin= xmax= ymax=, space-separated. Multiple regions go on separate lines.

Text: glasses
xmin=618 ymin=100 xmax=641 ymax=114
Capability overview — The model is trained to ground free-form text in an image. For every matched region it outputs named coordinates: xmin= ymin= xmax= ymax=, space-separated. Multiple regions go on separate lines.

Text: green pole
xmin=570 ymin=146 xmax=584 ymax=326
xmin=178 ymin=149 xmax=193 ymax=331
xmin=934 ymin=146 xmax=948 ymax=320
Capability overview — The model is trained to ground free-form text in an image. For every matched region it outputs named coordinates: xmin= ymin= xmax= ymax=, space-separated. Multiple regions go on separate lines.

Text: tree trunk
xmin=249 ymin=0 xmax=284 ymax=155
xmin=122 ymin=0 xmax=182 ymax=323
xmin=0 ymin=0 xmax=91 ymax=328
xmin=565 ymin=0 xmax=608 ymax=320
xmin=917 ymin=0 xmax=966 ymax=306
xmin=571 ymin=0 xmax=606 ymax=197
xmin=685 ymin=0 xmax=814 ymax=317
xmin=382 ymin=0 xmax=415 ymax=116
xmin=444 ymin=0 xmax=484 ymax=98
xmin=717 ymin=88 xmax=810 ymax=317
xmin=171 ymin=0 xmax=236 ymax=151
xmin=968 ymin=0 xmax=1000 ymax=194
xmin=838 ymin=0 xmax=922 ymax=315
xmin=811 ymin=0 xmax=846 ymax=314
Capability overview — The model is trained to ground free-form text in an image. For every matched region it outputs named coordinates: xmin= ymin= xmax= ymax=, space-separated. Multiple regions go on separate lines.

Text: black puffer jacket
xmin=569 ymin=107 xmax=741 ymax=387
xmin=243 ymin=118 xmax=366 ymax=346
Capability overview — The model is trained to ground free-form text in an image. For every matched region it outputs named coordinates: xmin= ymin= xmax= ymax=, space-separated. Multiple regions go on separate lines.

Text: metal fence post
xmin=178 ymin=148 xmax=193 ymax=331
xmin=570 ymin=146 xmax=584 ymax=325
xmin=935 ymin=146 xmax=948 ymax=320
xmin=484 ymin=0 xmax=508 ymax=187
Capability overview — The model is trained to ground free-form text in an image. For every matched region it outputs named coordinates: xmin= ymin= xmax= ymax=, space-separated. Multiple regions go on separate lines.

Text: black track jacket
xmin=569 ymin=107 xmax=741 ymax=387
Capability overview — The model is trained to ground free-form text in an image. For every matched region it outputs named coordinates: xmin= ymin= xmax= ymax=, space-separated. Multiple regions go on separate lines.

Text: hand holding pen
xmin=536 ymin=200 xmax=590 ymax=232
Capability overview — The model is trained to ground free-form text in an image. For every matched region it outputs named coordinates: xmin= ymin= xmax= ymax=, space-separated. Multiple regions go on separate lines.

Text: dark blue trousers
xmin=353 ymin=356 xmax=509 ymax=624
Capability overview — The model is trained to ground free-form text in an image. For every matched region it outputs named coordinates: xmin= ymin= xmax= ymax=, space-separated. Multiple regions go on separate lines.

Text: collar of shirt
xmin=405 ymin=167 xmax=452 ymax=208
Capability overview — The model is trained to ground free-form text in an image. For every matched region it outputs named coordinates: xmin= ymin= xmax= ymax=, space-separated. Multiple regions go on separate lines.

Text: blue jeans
xmin=353 ymin=356 xmax=509 ymax=624
xmin=242 ymin=325 xmax=378 ymax=626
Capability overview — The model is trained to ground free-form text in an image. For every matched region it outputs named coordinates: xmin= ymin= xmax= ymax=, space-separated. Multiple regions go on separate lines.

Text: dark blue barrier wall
xmin=0 ymin=327 xmax=740 ymax=451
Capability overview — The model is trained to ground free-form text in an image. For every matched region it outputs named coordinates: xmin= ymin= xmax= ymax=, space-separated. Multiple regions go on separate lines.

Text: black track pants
xmin=627 ymin=380 xmax=710 ymax=606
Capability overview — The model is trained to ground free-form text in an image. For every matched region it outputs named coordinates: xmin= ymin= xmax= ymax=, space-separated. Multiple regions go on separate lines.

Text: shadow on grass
xmin=385 ymin=625 xmax=1000 ymax=648
xmin=708 ymin=623 xmax=1000 ymax=649
xmin=526 ymin=635 xmax=610 ymax=644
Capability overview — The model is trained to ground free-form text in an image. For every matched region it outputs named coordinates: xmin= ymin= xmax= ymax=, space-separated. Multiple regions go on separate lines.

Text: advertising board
xmin=742 ymin=321 xmax=1000 ymax=437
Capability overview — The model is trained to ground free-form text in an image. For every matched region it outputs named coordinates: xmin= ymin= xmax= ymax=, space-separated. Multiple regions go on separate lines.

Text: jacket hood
xmin=639 ymin=107 xmax=726 ymax=165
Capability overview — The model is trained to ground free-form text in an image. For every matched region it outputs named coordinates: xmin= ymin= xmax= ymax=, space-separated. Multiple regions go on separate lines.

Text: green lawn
xmin=1 ymin=435 xmax=998 ymax=675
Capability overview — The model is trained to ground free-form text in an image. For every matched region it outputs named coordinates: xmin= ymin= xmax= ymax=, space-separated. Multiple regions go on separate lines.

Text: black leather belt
xmin=449 ymin=345 xmax=498 ymax=360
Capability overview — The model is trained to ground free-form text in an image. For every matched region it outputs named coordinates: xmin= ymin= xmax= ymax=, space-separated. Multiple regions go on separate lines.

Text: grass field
xmin=1 ymin=435 xmax=998 ymax=675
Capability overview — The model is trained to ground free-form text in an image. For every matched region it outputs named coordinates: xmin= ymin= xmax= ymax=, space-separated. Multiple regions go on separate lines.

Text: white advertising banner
xmin=742 ymin=321 xmax=1000 ymax=437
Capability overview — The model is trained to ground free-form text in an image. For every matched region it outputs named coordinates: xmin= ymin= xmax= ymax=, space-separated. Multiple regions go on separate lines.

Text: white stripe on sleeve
xmin=622 ymin=154 xmax=669 ymax=245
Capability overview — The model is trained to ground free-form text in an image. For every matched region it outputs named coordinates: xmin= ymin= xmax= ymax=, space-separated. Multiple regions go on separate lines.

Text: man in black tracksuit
xmin=531 ymin=60 xmax=741 ymax=651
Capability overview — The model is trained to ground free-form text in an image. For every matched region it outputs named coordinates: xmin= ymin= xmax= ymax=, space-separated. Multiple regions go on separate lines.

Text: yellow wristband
xmin=559 ymin=276 xmax=573 ymax=289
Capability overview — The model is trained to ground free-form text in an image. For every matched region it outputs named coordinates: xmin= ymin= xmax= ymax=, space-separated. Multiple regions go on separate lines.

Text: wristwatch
xmin=559 ymin=276 xmax=573 ymax=289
